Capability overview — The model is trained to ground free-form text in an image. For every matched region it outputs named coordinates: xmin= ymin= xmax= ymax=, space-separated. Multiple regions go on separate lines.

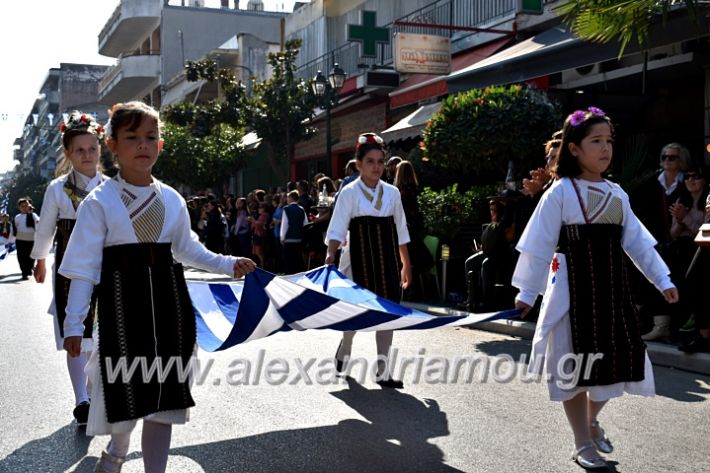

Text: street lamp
xmin=311 ymin=63 xmax=346 ymax=177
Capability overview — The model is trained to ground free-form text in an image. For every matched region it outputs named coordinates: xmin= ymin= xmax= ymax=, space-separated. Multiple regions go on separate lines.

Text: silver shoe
xmin=571 ymin=444 xmax=608 ymax=471
xmin=94 ymin=450 xmax=126 ymax=473
xmin=591 ymin=420 xmax=614 ymax=453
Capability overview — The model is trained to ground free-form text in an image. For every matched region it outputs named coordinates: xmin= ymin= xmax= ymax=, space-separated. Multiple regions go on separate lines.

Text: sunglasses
xmin=661 ymin=154 xmax=679 ymax=162
xmin=684 ymin=173 xmax=703 ymax=181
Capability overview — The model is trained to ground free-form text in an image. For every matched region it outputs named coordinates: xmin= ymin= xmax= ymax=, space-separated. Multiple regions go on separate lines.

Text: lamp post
xmin=311 ymin=63 xmax=346 ymax=177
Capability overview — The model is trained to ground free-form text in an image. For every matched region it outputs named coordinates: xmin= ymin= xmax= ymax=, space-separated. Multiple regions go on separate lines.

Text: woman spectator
xmin=632 ymin=143 xmax=691 ymax=340
xmin=665 ymin=167 xmax=708 ymax=339
xmin=233 ymin=197 xmax=252 ymax=258
xmin=395 ymin=160 xmax=433 ymax=300
xmin=271 ymin=194 xmax=286 ymax=273
xmin=250 ymin=202 xmax=270 ymax=268
xmin=204 ymin=200 xmax=227 ymax=254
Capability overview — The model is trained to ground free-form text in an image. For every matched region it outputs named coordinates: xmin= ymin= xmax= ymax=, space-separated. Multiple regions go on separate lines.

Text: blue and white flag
xmin=0 ymin=243 xmax=15 ymax=262
xmin=187 ymin=265 xmax=520 ymax=352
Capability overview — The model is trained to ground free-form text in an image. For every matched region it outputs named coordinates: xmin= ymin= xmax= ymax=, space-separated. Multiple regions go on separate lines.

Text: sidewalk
xmin=406 ymin=302 xmax=710 ymax=377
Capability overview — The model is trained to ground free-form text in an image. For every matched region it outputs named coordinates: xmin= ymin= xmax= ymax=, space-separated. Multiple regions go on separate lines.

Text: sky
xmin=0 ymin=0 xmax=303 ymax=174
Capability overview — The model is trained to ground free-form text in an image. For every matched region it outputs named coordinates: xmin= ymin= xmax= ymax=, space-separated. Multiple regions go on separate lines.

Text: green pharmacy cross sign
xmin=348 ymin=11 xmax=390 ymax=58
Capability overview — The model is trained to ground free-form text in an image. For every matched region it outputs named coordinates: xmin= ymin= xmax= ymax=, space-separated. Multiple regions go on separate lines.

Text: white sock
xmin=142 ymin=421 xmax=172 ymax=473
xmin=66 ymin=352 xmax=89 ymax=405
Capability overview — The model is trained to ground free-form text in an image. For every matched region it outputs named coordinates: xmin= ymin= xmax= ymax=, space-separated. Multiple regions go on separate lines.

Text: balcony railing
xmin=296 ymin=0 xmax=516 ymax=81
xmin=99 ymin=50 xmax=161 ymax=94
xmin=99 ymin=3 xmax=123 ymax=45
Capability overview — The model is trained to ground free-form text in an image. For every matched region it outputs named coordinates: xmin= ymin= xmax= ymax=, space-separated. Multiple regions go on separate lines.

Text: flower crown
xmin=59 ymin=113 xmax=105 ymax=140
xmin=569 ymin=106 xmax=607 ymax=127
xmin=356 ymin=132 xmax=384 ymax=150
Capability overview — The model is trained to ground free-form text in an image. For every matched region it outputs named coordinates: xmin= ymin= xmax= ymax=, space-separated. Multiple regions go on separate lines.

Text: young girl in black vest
xmin=31 ymin=112 xmax=108 ymax=425
xmin=60 ymin=101 xmax=255 ymax=473
xmin=513 ymin=108 xmax=678 ymax=470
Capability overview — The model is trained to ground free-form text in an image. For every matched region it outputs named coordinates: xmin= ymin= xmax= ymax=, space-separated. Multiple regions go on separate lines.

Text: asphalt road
xmin=1 ymin=253 xmax=708 ymax=473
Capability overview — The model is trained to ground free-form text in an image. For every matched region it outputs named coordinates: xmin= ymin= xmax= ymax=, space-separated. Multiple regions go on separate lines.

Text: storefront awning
xmin=447 ymin=12 xmax=710 ymax=92
xmin=389 ymin=37 xmax=511 ymax=109
xmin=380 ymin=102 xmax=441 ymax=143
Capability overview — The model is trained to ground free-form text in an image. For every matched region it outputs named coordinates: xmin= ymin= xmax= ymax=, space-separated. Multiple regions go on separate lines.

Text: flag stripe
xmin=187 ymin=266 xmax=521 ymax=352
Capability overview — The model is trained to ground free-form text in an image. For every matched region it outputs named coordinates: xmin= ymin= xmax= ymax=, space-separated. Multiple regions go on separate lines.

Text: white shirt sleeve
xmin=58 ymin=198 xmax=107 ymax=285
xmin=512 ymin=184 xmax=564 ymax=296
xmin=280 ymin=211 xmax=290 ymax=242
xmin=64 ymin=279 xmax=94 ymax=337
xmin=31 ymin=184 xmax=60 ymax=260
xmin=326 ymin=188 xmax=354 ymax=243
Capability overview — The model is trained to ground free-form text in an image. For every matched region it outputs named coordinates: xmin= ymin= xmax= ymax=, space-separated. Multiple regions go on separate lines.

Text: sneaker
xmin=679 ymin=314 xmax=696 ymax=332
xmin=73 ymin=401 xmax=90 ymax=425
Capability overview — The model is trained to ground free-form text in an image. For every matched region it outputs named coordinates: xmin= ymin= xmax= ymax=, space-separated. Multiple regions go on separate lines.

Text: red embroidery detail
xmin=551 ymin=257 xmax=560 ymax=273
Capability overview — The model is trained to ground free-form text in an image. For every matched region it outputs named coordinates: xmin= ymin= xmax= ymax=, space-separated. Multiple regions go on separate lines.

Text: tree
xmin=420 ymin=84 xmax=560 ymax=184
xmin=3 ymin=172 xmax=48 ymax=215
xmin=248 ymin=38 xmax=319 ymax=184
xmin=558 ymin=1 xmax=702 ymax=56
xmin=158 ymin=60 xmax=250 ymax=190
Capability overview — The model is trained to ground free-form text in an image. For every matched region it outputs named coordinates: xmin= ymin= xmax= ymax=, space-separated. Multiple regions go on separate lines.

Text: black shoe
xmin=73 ymin=401 xmax=90 ymax=425
xmin=678 ymin=336 xmax=710 ymax=354
xmin=376 ymin=378 xmax=404 ymax=389
xmin=335 ymin=358 xmax=344 ymax=374
xmin=20 ymin=275 xmax=29 ymax=281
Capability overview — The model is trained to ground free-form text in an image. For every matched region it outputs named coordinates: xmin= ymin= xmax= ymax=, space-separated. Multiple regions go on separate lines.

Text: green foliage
xmin=557 ymin=1 xmax=700 ymax=57
xmin=3 ymin=172 xmax=48 ymax=215
xmin=160 ymin=59 xmax=250 ymax=188
xmin=249 ymin=38 xmax=319 ymax=178
xmin=417 ymin=183 xmax=497 ymax=242
xmin=156 ymin=122 xmax=246 ymax=189
xmin=611 ymin=134 xmax=658 ymax=194
xmin=420 ymin=84 xmax=560 ymax=182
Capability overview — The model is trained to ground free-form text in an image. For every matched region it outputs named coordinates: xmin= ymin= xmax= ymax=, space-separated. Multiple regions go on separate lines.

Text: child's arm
xmin=31 ymin=182 xmax=61 ymax=283
xmin=63 ymin=278 xmax=94 ymax=357
xmin=511 ymin=182 xmax=564 ymax=315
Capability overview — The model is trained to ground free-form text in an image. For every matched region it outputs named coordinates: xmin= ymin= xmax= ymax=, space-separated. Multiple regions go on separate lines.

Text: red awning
xmin=389 ymin=37 xmax=511 ymax=109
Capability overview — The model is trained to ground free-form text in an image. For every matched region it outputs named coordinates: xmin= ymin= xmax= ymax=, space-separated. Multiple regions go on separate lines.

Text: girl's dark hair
xmin=393 ymin=160 xmax=418 ymax=188
xmin=316 ymin=176 xmax=336 ymax=194
xmin=107 ymin=101 xmax=160 ymax=140
xmin=355 ymin=133 xmax=386 ymax=160
xmin=551 ymin=111 xmax=613 ymax=179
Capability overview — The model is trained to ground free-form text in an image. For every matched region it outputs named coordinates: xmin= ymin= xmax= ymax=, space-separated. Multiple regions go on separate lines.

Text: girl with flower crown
xmin=325 ymin=132 xmax=412 ymax=389
xmin=512 ymin=107 xmax=679 ymax=471
xmin=30 ymin=111 xmax=108 ymax=426
xmin=58 ymin=101 xmax=255 ymax=473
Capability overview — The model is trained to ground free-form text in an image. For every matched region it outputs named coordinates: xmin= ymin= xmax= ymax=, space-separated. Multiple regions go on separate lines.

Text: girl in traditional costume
xmin=59 ymin=101 xmax=255 ymax=473
xmin=326 ymin=132 xmax=412 ymax=389
xmin=31 ymin=112 xmax=108 ymax=425
xmin=512 ymin=108 xmax=679 ymax=471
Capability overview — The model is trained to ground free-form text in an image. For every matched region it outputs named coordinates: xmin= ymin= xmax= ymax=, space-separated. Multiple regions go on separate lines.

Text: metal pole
xmin=325 ymin=99 xmax=332 ymax=177
xmin=441 ymin=259 xmax=447 ymax=303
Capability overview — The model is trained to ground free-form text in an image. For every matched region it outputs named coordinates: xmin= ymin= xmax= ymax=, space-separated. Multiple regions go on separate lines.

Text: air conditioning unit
xmin=561 ymin=63 xmax=601 ymax=83
xmin=188 ymin=0 xmax=204 ymax=7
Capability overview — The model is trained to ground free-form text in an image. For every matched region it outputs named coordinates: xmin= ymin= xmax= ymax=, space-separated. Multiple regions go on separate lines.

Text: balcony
xmin=99 ymin=0 xmax=161 ymax=57
xmin=98 ymin=53 xmax=161 ymax=104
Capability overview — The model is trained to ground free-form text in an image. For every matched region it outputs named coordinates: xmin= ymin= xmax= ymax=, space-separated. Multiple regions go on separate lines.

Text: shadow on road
xmin=0 ymin=272 xmax=23 ymax=284
xmin=169 ymin=377 xmax=461 ymax=472
xmin=0 ymin=423 xmax=92 ymax=473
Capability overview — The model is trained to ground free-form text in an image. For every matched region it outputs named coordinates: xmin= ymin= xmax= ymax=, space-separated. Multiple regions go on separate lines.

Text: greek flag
xmin=0 ymin=243 xmax=15 ymax=262
xmin=187 ymin=265 xmax=520 ymax=352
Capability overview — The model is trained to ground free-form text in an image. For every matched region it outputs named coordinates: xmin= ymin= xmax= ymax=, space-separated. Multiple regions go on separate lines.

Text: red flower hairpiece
xmin=60 ymin=112 xmax=105 ymax=140
xmin=356 ymin=132 xmax=384 ymax=150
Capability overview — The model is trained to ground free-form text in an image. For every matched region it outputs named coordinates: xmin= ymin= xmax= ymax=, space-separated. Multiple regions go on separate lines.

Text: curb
xmin=405 ymin=302 xmax=710 ymax=376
